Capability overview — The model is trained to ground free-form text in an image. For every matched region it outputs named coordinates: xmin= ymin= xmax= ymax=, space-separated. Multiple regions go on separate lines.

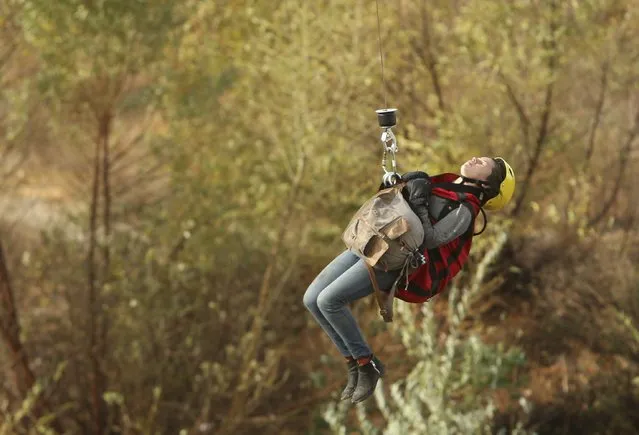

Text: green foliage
xmin=22 ymin=0 xmax=182 ymax=95
xmin=0 ymin=362 xmax=68 ymax=435
xmin=1 ymin=0 xmax=639 ymax=434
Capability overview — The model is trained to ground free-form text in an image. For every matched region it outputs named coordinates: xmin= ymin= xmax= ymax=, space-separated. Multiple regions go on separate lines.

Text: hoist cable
xmin=375 ymin=0 xmax=388 ymax=108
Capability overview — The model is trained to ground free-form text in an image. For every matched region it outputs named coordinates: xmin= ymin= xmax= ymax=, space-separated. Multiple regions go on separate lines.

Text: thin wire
xmin=375 ymin=0 xmax=387 ymax=108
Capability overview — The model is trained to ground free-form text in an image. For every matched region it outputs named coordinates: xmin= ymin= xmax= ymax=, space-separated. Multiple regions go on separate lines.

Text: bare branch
xmin=588 ymin=106 xmax=639 ymax=227
xmin=110 ymin=130 xmax=147 ymax=168
xmin=410 ymin=0 xmax=445 ymax=112
xmin=86 ymin=128 xmax=107 ymax=434
xmin=499 ymin=72 xmax=531 ymax=152
xmin=111 ymin=161 xmax=166 ymax=199
xmin=511 ymin=78 xmax=554 ymax=217
xmin=584 ymin=62 xmax=608 ymax=168
xmin=511 ymin=2 xmax=559 ymax=217
xmin=0 ymin=241 xmax=65 ymax=432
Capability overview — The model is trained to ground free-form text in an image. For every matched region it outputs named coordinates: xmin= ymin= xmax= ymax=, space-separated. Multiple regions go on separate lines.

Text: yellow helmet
xmin=483 ymin=157 xmax=516 ymax=211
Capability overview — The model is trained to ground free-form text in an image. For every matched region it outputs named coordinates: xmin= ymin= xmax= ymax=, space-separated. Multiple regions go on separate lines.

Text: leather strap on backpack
xmin=365 ymin=263 xmax=395 ymax=323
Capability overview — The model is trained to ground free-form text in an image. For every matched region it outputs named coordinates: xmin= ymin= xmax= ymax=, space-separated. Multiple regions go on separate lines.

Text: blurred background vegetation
xmin=1 ymin=0 xmax=639 ymax=434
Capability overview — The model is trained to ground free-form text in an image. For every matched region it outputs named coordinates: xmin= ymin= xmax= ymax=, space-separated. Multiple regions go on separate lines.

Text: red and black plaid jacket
xmin=396 ymin=173 xmax=482 ymax=303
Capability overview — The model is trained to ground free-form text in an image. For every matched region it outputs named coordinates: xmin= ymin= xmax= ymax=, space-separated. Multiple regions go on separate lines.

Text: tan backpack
xmin=342 ymin=183 xmax=425 ymax=322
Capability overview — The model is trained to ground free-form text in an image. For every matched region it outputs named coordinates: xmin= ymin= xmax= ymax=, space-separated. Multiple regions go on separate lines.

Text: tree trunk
xmin=88 ymin=119 xmax=107 ymax=435
xmin=0 ymin=241 xmax=64 ymax=432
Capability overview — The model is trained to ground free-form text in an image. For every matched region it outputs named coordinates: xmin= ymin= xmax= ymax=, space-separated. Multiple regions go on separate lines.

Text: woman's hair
xmin=483 ymin=158 xmax=506 ymax=200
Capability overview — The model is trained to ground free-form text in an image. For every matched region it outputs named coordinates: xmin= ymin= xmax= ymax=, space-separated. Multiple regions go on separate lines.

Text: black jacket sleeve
xmin=401 ymin=175 xmax=432 ymax=223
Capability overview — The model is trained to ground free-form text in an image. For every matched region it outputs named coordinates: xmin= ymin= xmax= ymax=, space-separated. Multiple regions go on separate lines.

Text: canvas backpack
xmin=342 ymin=182 xmax=425 ymax=321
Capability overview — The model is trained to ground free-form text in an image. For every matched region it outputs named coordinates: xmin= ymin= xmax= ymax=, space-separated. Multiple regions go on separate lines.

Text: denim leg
xmin=315 ymin=257 xmax=399 ymax=359
xmin=303 ymin=250 xmax=361 ymax=357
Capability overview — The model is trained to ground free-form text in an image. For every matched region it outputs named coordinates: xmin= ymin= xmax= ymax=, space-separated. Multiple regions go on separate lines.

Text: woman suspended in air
xmin=303 ymin=147 xmax=516 ymax=404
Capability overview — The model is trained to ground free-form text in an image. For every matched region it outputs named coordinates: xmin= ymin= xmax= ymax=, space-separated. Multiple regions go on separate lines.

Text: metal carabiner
xmin=381 ymin=137 xmax=399 ymax=179
xmin=381 ymin=128 xmax=398 ymax=154
xmin=377 ymin=108 xmax=400 ymax=186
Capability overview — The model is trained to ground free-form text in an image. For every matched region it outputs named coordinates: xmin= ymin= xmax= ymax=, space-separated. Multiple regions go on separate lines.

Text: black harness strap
xmin=431 ymin=181 xmax=487 ymax=236
xmin=430 ymin=181 xmax=485 ymax=202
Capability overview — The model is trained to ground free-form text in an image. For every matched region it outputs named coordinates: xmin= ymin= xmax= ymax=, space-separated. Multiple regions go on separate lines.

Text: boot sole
xmin=341 ymin=393 xmax=354 ymax=401
xmin=351 ymin=378 xmax=379 ymax=404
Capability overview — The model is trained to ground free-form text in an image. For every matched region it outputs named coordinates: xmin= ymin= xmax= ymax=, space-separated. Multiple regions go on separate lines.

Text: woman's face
xmin=460 ymin=156 xmax=495 ymax=181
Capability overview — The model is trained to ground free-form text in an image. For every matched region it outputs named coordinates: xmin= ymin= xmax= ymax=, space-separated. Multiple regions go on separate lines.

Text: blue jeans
xmin=303 ymin=250 xmax=400 ymax=358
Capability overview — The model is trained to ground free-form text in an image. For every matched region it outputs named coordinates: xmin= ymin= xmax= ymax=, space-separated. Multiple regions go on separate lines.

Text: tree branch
xmin=87 ymin=124 xmax=107 ymax=435
xmin=0 ymin=241 xmax=64 ymax=432
xmin=414 ymin=0 xmax=445 ymax=112
xmin=588 ymin=106 xmax=639 ymax=227
xmin=584 ymin=62 xmax=608 ymax=168
xmin=499 ymin=72 xmax=531 ymax=152
xmin=511 ymin=2 xmax=559 ymax=217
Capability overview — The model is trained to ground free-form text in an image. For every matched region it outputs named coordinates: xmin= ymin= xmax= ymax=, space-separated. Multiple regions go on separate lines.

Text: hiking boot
xmin=340 ymin=360 xmax=359 ymax=401
xmin=351 ymin=355 xmax=385 ymax=404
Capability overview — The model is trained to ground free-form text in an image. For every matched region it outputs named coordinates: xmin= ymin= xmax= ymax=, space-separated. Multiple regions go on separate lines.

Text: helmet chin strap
xmin=460 ymin=176 xmax=489 ymax=187
xmin=460 ymin=176 xmax=489 ymax=203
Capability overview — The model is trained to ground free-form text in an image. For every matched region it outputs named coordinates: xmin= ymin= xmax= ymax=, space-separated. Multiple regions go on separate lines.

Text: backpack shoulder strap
xmin=431 ymin=179 xmax=489 ymax=233
xmin=437 ymin=189 xmax=486 ymax=237
xmin=430 ymin=181 xmax=485 ymax=202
